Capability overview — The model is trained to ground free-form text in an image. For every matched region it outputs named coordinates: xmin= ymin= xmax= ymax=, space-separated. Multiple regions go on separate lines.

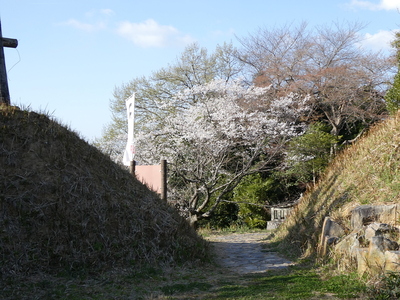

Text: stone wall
xmin=318 ymin=204 xmax=400 ymax=276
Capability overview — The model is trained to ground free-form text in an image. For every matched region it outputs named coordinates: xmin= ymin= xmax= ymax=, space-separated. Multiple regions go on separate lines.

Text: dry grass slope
xmin=0 ymin=106 xmax=208 ymax=278
xmin=274 ymin=111 xmax=400 ymax=259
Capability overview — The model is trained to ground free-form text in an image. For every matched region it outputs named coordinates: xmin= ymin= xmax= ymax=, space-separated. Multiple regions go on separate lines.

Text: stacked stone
xmin=318 ymin=204 xmax=400 ymax=276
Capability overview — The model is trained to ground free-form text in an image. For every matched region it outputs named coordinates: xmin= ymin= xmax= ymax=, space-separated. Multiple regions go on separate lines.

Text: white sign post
xmin=123 ymin=94 xmax=135 ymax=166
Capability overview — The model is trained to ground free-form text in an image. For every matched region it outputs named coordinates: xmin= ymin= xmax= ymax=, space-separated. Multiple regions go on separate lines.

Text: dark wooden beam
xmin=2 ymin=38 xmax=18 ymax=48
xmin=0 ymin=19 xmax=18 ymax=106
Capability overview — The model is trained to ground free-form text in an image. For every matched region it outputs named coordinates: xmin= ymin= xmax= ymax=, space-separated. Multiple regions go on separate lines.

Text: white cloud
xmin=63 ymin=19 xmax=106 ymax=32
xmin=349 ymin=0 xmax=400 ymax=10
xmin=116 ymin=19 xmax=195 ymax=48
xmin=62 ymin=9 xmax=114 ymax=32
xmin=99 ymin=9 xmax=115 ymax=16
xmin=359 ymin=30 xmax=397 ymax=51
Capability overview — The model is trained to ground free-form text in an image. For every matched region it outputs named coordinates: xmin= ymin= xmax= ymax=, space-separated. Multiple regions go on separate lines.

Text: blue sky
xmin=0 ymin=0 xmax=399 ymax=141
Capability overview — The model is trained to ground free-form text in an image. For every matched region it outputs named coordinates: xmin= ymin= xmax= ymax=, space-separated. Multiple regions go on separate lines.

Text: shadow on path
xmin=206 ymin=232 xmax=293 ymax=274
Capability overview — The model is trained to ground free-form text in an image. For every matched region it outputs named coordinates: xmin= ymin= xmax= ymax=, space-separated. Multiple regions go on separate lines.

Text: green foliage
xmin=385 ymin=31 xmax=400 ymax=115
xmin=369 ymin=272 xmax=400 ymax=299
xmin=385 ymin=71 xmax=400 ymax=115
xmin=284 ymin=122 xmax=339 ymax=184
xmin=391 ymin=31 xmax=400 ymax=63
xmin=198 ymin=201 xmax=239 ymax=229
xmin=233 ymin=174 xmax=283 ymax=229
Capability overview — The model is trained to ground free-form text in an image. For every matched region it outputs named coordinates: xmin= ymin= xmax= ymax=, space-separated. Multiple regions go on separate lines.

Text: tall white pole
xmin=123 ymin=94 xmax=135 ymax=166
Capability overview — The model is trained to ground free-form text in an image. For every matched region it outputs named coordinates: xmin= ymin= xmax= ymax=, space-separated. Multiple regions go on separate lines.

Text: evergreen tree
xmin=385 ymin=32 xmax=400 ymax=115
xmin=385 ymin=72 xmax=400 ymax=114
xmin=283 ymin=123 xmax=339 ymax=185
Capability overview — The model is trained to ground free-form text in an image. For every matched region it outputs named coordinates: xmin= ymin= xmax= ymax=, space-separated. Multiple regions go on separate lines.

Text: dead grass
xmin=0 ymin=106 xmax=209 ymax=280
xmin=273 ymin=111 xmax=400 ymax=260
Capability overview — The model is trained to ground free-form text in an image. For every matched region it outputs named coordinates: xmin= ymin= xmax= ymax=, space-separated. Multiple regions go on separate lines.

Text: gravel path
xmin=206 ymin=232 xmax=293 ymax=274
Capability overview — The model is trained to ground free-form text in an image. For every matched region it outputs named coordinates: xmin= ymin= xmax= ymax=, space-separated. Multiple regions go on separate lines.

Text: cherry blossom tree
xmin=95 ymin=42 xmax=243 ymax=159
xmin=134 ymin=79 xmax=310 ymax=226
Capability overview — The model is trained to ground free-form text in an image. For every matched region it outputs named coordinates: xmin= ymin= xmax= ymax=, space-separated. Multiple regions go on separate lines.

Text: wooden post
xmin=0 ymin=19 xmax=18 ymax=106
xmin=160 ymin=160 xmax=167 ymax=201
xmin=129 ymin=160 xmax=136 ymax=175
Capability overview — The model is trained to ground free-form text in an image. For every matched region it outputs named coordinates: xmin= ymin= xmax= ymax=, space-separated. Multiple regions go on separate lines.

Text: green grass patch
xmin=213 ymin=269 xmax=366 ymax=299
xmin=160 ymin=282 xmax=213 ymax=295
xmin=199 ymin=225 xmax=266 ymax=238
xmin=1 ymin=264 xmax=369 ymax=299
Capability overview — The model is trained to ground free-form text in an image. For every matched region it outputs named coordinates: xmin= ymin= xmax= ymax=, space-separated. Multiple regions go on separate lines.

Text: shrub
xmin=232 ymin=174 xmax=282 ymax=229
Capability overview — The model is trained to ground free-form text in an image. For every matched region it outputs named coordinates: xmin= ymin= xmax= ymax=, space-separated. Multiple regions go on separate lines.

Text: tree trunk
xmin=187 ymin=213 xmax=198 ymax=229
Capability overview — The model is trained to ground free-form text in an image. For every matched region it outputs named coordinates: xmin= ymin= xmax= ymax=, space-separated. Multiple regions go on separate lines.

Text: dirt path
xmin=206 ymin=232 xmax=293 ymax=274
